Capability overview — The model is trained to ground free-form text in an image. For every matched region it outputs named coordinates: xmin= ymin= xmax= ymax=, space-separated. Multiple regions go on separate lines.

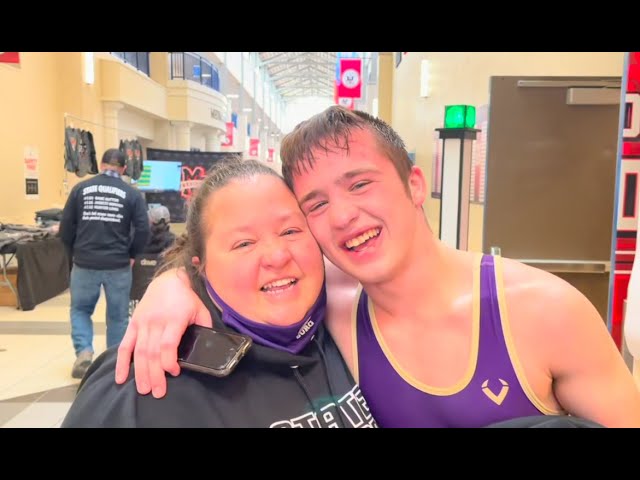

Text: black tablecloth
xmin=14 ymin=237 xmax=70 ymax=310
xmin=130 ymin=253 xmax=160 ymax=302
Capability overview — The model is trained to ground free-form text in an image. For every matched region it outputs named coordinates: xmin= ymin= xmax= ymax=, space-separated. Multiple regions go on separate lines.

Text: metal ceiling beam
xmin=284 ymin=77 xmax=331 ymax=84
xmin=275 ymin=61 xmax=332 ymax=70
xmin=276 ymin=76 xmax=312 ymax=88
xmin=272 ymin=66 xmax=334 ymax=82
xmin=272 ymin=73 xmax=333 ymax=84
xmin=263 ymin=59 xmax=336 ymax=68
xmin=279 ymin=84 xmax=333 ymax=91
xmin=271 ymin=69 xmax=333 ymax=81
xmin=270 ymin=65 xmax=315 ymax=81
xmin=260 ymin=52 xmax=316 ymax=65
xmin=283 ymin=91 xmax=334 ymax=96
xmin=279 ymin=86 xmax=334 ymax=94
xmin=258 ymin=52 xmax=342 ymax=101
xmin=282 ymin=92 xmax=333 ymax=98
xmin=277 ymin=78 xmax=334 ymax=87
xmin=259 ymin=53 xmax=291 ymax=65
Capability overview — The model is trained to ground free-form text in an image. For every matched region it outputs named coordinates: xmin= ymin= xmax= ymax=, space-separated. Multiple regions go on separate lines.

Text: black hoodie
xmin=61 ymin=294 xmax=377 ymax=428
xmin=143 ymin=222 xmax=176 ymax=255
xmin=59 ymin=173 xmax=150 ymax=270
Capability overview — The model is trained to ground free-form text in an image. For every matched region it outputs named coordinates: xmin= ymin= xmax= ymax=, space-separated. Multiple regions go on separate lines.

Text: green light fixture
xmin=444 ymin=105 xmax=476 ymax=129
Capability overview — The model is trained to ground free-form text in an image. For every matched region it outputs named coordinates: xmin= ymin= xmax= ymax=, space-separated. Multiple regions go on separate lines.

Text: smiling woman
xmin=159 ymin=159 xmax=325 ymax=330
xmin=61 ymin=158 xmax=377 ymax=428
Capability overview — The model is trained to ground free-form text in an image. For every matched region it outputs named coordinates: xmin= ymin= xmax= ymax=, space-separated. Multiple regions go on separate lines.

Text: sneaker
xmin=71 ymin=350 xmax=93 ymax=379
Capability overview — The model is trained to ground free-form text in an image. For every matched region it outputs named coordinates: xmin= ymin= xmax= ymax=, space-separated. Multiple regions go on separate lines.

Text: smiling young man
xmin=117 ymin=106 xmax=640 ymax=428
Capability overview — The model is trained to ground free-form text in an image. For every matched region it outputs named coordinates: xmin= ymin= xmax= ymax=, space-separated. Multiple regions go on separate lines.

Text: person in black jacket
xmin=128 ymin=206 xmax=176 ymax=315
xmin=60 ymin=148 xmax=149 ymax=380
xmin=61 ymin=159 xmax=377 ymax=428
xmin=144 ymin=206 xmax=175 ymax=255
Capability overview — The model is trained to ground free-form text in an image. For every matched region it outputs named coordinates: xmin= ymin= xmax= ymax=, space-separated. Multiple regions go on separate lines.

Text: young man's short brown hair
xmin=280 ymin=106 xmax=413 ymax=191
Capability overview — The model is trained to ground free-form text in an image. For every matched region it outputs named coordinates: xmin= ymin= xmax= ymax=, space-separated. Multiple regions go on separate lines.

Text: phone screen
xmin=178 ymin=325 xmax=252 ymax=376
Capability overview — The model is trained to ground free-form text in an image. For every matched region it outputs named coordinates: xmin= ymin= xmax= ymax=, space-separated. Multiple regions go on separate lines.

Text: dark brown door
xmin=483 ymin=76 xmax=621 ymax=320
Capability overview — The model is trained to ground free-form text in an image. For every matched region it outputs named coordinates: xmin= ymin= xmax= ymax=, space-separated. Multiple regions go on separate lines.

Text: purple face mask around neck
xmin=204 ymin=278 xmax=326 ymax=355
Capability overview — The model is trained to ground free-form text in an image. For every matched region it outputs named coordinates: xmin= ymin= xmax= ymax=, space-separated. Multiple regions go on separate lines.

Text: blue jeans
xmin=70 ymin=265 xmax=132 ymax=355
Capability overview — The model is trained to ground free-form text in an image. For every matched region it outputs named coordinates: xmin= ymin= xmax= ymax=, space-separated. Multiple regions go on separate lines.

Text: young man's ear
xmin=408 ymin=165 xmax=427 ymax=207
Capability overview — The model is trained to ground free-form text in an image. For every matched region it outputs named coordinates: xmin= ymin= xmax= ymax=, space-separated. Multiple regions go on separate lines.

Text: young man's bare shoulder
xmin=500 ymin=256 xmax=602 ymax=335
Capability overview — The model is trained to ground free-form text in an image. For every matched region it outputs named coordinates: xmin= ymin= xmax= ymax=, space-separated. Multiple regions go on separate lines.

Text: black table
xmin=0 ymin=242 xmax=18 ymax=305
xmin=1 ymin=237 xmax=70 ymax=310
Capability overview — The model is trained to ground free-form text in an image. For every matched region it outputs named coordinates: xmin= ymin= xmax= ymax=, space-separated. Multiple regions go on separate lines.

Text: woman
xmin=61 ymin=159 xmax=376 ymax=428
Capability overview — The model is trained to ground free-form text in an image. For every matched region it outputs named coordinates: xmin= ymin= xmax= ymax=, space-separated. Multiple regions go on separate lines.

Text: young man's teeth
xmin=345 ymin=228 xmax=380 ymax=249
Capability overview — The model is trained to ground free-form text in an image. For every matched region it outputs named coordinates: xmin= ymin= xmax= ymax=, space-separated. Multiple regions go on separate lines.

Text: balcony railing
xmin=110 ymin=52 xmax=150 ymax=76
xmin=170 ymin=52 xmax=220 ymax=92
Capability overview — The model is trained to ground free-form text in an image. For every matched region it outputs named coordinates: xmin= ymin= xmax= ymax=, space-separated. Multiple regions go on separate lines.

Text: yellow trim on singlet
xmin=360 ymin=254 xmax=483 ymax=396
xmin=493 ymin=255 xmax=562 ymax=415
xmin=351 ymin=284 xmax=364 ymax=384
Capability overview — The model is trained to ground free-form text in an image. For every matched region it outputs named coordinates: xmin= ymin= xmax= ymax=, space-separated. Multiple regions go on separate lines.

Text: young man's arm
xmin=504 ymin=258 xmax=640 ymax=427
xmin=115 ymin=267 xmax=212 ymax=398
xmin=546 ymin=282 xmax=640 ymax=427
xmin=114 ymin=255 xmax=359 ymax=398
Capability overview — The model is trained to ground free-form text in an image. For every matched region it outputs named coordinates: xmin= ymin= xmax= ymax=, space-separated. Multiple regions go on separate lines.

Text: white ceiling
xmin=259 ymin=52 xmax=337 ymax=99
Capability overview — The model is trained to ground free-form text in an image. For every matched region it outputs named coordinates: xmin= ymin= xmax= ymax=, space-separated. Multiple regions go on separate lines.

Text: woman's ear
xmin=192 ymin=256 xmax=201 ymax=266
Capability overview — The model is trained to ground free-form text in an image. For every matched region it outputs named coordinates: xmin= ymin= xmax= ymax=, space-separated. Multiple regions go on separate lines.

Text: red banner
xmin=222 ymin=122 xmax=234 ymax=147
xmin=610 ymin=52 xmax=640 ymax=348
xmin=337 ymin=58 xmax=362 ymax=98
xmin=267 ymin=148 xmax=275 ymax=162
xmin=249 ymin=138 xmax=260 ymax=157
xmin=0 ymin=52 xmax=20 ymax=65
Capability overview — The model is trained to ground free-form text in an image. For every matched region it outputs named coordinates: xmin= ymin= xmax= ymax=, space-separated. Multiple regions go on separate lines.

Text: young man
xmin=117 ymin=107 xmax=640 ymax=427
xmin=60 ymin=148 xmax=149 ymax=379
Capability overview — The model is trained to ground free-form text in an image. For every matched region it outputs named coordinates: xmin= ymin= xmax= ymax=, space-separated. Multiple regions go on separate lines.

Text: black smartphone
xmin=177 ymin=325 xmax=253 ymax=378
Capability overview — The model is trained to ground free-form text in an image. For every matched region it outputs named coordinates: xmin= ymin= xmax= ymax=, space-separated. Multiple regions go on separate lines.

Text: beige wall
xmin=363 ymin=83 xmax=377 ymax=114
xmin=0 ymin=53 xmax=57 ymax=225
xmin=149 ymin=52 xmax=169 ymax=87
xmin=377 ymin=53 xmax=394 ymax=125
xmin=150 ymin=119 xmax=172 ymax=150
xmin=190 ymin=130 xmax=207 ymax=151
xmin=390 ymin=52 xmax=625 ymax=252
xmin=59 ymin=53 xmax=108 ymax=194
xmin=0 ymin=52 xmax=235 ymax=226
xmin=119 ymin=109 xmax=156 ymax=142
xmin=0 ymin=52 xmax=106 ymax=224
xmin=166 ymin=79 xmax=227 ymax=131
xmin=101 ymin=58 xmax=167 ymax=119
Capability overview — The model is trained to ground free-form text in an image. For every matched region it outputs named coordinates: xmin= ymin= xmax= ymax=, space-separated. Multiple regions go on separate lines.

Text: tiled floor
xmin=0 ymin=289 xmax=109 ymax=428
